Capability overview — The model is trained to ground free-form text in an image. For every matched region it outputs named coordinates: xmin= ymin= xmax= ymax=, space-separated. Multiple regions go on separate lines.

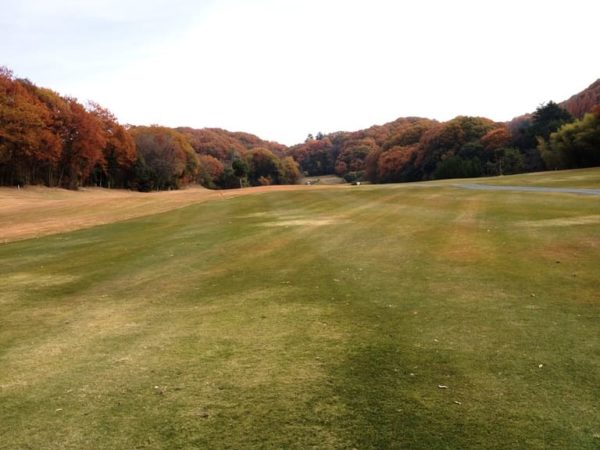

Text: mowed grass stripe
xmin=1 ymin=181 xmax=599 ymax=449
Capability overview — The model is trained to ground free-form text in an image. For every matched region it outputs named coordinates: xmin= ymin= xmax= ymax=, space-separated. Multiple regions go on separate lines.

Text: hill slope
xmin=510 ymin=78 xmax=600 ymax=127
xmin=560 ymin=78 xmax=600 ymax=118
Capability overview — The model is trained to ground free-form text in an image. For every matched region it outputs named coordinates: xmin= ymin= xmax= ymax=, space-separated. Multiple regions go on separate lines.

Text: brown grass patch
xmin=438 ymin=197 xmax=491 ymax=263
xmin=516 ymin=215 xmax=600 ymax=228
xmin=0 ymin=184 xmax=342 ymax=243
xmin=262 ymin=218 xmax=343 ymax=227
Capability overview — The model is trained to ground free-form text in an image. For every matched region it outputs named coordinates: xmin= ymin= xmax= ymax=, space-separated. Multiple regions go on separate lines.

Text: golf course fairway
xmin=1 ymin=169 xmax=599 ymax=449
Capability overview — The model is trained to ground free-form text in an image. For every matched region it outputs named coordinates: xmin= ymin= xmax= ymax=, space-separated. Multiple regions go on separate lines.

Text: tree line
xmin=0 ymin=67 xmax=135 ymax=189
xmin=290 ymin=100 xmax=599 ymax=184
xmin=0 ymin=67 xmax=301 ymax=190
xmin=1 ymin=66 xmax=598 ymax=191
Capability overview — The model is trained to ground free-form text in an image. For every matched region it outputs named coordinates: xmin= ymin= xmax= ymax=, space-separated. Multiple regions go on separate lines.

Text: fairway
xmin=1 ymin=171 xmax=599 ymax=449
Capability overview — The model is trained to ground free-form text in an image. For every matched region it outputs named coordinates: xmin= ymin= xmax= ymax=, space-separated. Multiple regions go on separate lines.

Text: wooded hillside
xmin=1 ymin=66 xmax=598 ymax=190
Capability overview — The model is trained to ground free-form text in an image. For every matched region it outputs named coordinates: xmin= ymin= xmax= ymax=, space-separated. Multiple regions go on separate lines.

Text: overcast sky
xmin=2 ymin=0 xmax=599 ymax=145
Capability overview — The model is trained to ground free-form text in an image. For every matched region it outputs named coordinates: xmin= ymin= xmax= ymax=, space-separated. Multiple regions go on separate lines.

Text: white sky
xmin=1 ymin=0 xmax=599 ymax=145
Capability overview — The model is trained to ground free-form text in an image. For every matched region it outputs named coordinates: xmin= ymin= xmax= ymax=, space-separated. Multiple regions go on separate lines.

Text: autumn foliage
xmin=1 ymin=66 xmax=598 ymax=191
xmin=0 ymin=68 xmax=137 ymax=188
xmin=293 ymin=116 xmax=522 ymax=183
xmin=294 ymin=95 xmax=598 ymax=183
xmin=559 ymin=79 xmax=600 ymax=119
xmin=0 ymin=67 xmax=299 ymax=190
xmin=178 ymin=127 xmax=299 ymax=188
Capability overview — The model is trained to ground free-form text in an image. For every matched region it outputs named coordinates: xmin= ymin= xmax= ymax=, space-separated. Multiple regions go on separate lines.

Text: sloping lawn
xmin=1 ymin=176 xmax=599 ymax=448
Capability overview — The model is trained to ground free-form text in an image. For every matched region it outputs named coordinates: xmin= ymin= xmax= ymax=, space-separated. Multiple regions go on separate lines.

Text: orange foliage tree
xmin=279 ymin=156 xmax=302 ymax=184
xmin=0 ymin=69 xmax=61 ymax=185
xmin=88 ymin=102 xmax=136 ymax=188
xmin=57 ymin=99 xmax=107 ymax=189
xmin=0 ymin=67 xmax=137 ymax=189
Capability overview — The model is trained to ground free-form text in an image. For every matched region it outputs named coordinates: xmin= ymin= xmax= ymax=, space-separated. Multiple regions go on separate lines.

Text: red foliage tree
xmin=480 ymin=126 xmax=512 ymax=151
xmin=289 ymin=137 xmax=335 ymax=175
xmin=197 ymin=154 xmax=225 ymax=188
xmin=377 ymin=146 xmax=419 ymax=183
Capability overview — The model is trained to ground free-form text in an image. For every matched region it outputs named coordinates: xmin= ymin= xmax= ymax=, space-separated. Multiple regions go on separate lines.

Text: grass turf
xmin=1 ymin=170 xmax=599 ymax=449
xmin=466 ymin=167 xmax=600 ymax=188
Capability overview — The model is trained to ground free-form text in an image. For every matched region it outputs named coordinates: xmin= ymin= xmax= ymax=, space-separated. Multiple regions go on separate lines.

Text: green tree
xmin=498 ymin=147 xmax=524 ymax=174
xmin=531 ymin=101 xmax=573 ymax=140
xmin=232 ymin=157 xmax=249 ymax=188
xmin=513 ymin=102 xmax=573 ymax=171
xmin=219 ymin=166 xmax=239 ymax=189
xmin=434 ymin=156 xmax=482 ymax=179
xmin=540 ymin=107 xmax=600 ymax=169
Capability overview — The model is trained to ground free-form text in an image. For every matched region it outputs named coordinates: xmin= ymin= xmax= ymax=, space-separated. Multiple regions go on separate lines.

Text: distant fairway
xmin=1 ymin=169 xmax=599 ymax=449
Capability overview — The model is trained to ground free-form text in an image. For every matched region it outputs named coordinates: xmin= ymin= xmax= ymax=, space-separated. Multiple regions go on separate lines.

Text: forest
xmin=1 ymin=66 xmax=599 ymax=190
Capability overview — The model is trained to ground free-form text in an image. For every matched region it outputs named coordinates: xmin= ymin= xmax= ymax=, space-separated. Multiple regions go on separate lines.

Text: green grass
xmin=469 ymin=167 xmax=600 ymax=188
xmin=1 ymin=172 xmax=599 ymax=449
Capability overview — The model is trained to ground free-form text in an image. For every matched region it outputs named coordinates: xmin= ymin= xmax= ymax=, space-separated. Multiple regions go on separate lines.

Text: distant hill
xmin=559 ymin=79 xmax=600 ymax=118
xmin=2 ymin=64 xmax=597 ymax=191
xmin=509 ymin=78 xmax=600 ymax=131
xmin=176 ymin=127 xmax=287 ymax=160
